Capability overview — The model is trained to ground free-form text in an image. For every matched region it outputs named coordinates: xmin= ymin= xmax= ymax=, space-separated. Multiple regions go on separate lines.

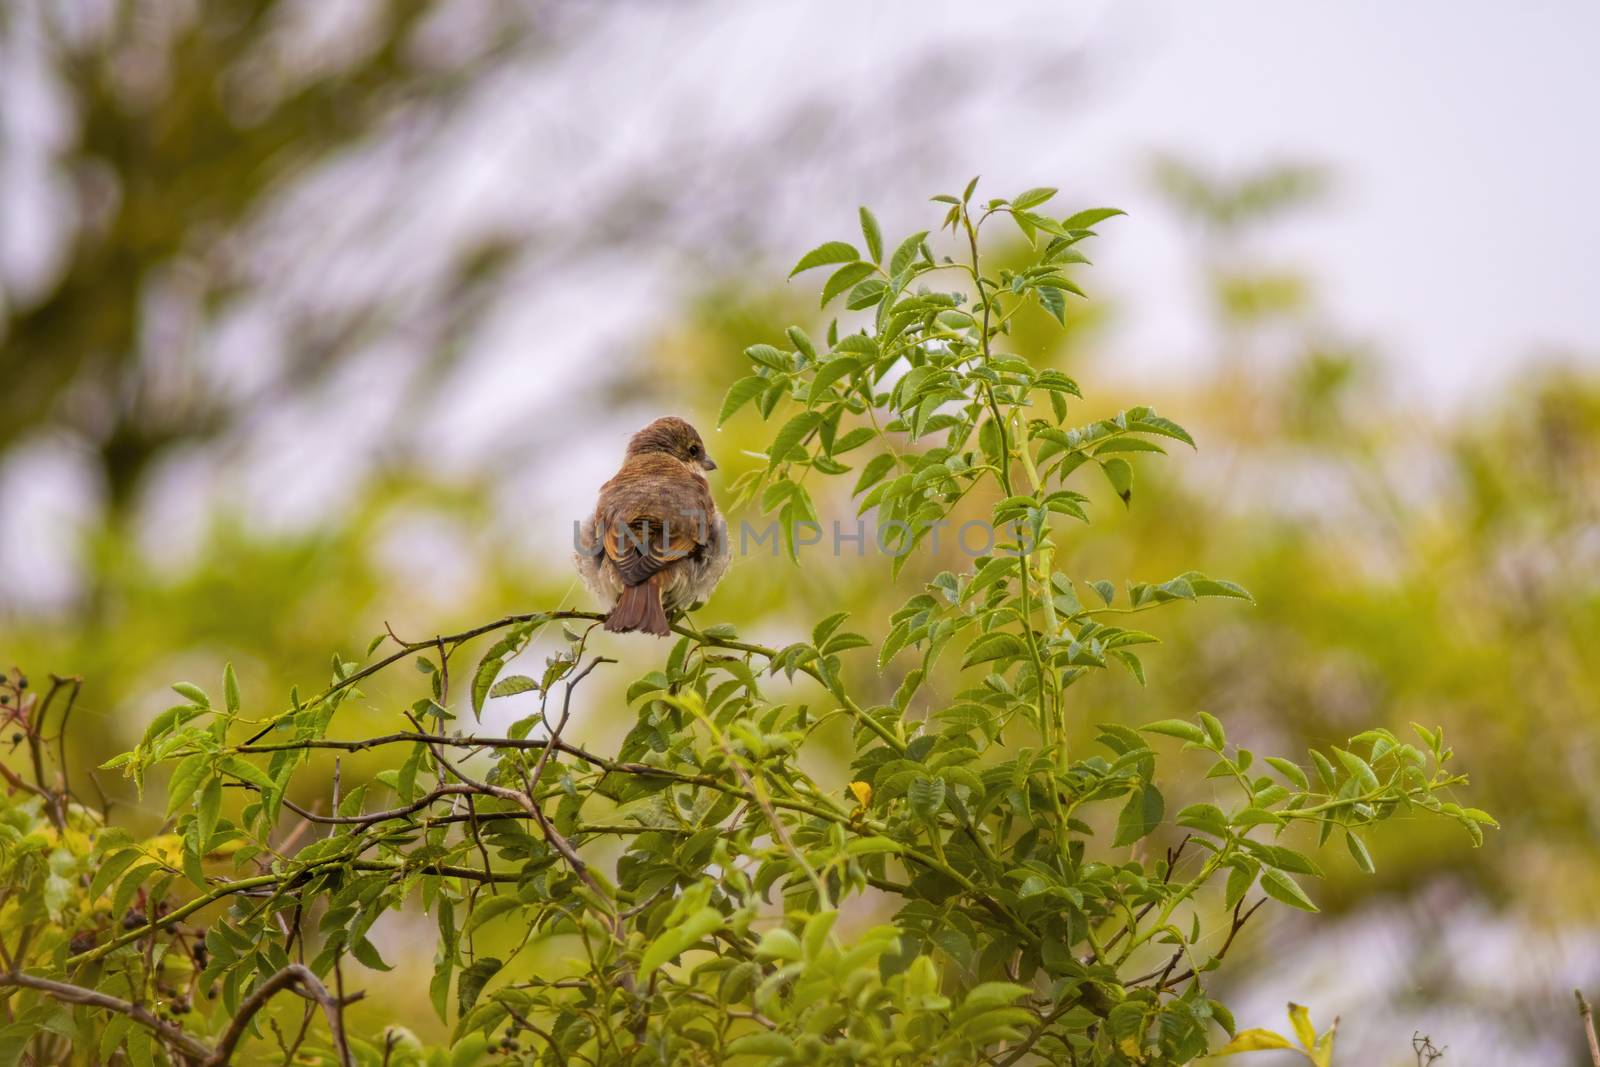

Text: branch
xmin=241 ymin=610 xmax=607 ymax=744
xmin=204 ymin=964 xmax=352 ymax=1067
xmin=1578 ymin=990 xmax=1600 ymax=1067
xmin=0 ymin=971 xmax=213 ymax=1064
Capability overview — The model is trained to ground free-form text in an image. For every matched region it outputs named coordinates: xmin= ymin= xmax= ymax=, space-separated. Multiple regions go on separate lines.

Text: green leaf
xmin=790 ymin=240 xmax=859 ymax=277
xmin=719 ymin=375 xmax=770 ymax=425
xmin=745 ymin=343 xmax=792 ymax=371
xmin=859 ymin=207 xmax=883 ymax=262
xmin=165 ymin=753 xmax=210 ymax=816
xmin=1037 ymin=285 xmax=1066 ymax=324
xmin=88 ymin=849 xmax=144 ymax=903
xmin=171 ymin=682 xmax=209 ymax=707
xmin=754 ymin=928 xmax=802 ymax=962
xmin=808 ymin=357 xmax=858 ymax=405
xmin=802 ymin=910 xmax=838 ymax=959
xmin=639 ymin=906 xmax=722 ymax=977
xmin=1113 ymin=783 xmax=1163 ymax=846
xmin=726 ymin=1033 xmax=798 ymax=1058
xmin=1141 ymin=719 xmax=1206 ymax=744
xmin=853 ymin=453 xmax=896 ymax=496
xmin=222 ymin=663 xmax=240 ymax=716
xmin=450 ymin=1034 xmax=488 ymax=1067
xmin=845 ymin=836 xmax=901 ymax=856
xmin=350 ymin=934 xmax=391 ymax=972
xmin=1333 ymin=747 xmax=1380 ymax=791
xmin=1175 ymin=803 xmax=1228 ymax=837
xmin=889 ymin=231 xmax=929 ymax=277
xmin=1260 ymin=869 xmax=1318 ymax=912
xmin=962 ymin=631 xmax=1024 ymax=668
xmin=463 ymin=895 xmax=522 ymax=938
xmin=1060 ymin=206 xmax=1126 ymax=230
xmin=820 ymin=262 xmax=876 ymax=308
xmin=908 ymin=776 xmax=947 ymax=819
xmin=1265 ymin=756 xmax=1309 ymax=790
xmin=222 ymin=756 xmax=275 ymax=793
xmin=768 ymin=410 xmax=821 ymax=467
xmin=471 ymin=654 xmax=503 ymax=719
xmin=196 ymin=776 xmax=222 ymax=849
xmin=1101 ymin=457 xmax=1134 ymax=505
xmin=488 ymin=675 xmax=537 ymax=699
xmin=1012 ymin=186 xmax=1057 ymax=210
xmin=456 ymin=957 xmax=503 ymax=1016
xmin=1345 ymin=831 xmax=1375 ymax=874
xmin=1225 ymin=862 xmax=1256 ymax=910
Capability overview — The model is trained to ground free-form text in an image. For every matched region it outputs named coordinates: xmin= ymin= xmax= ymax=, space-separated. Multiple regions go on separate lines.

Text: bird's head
xmin=626 ymin=416 xmax=717 ymax=473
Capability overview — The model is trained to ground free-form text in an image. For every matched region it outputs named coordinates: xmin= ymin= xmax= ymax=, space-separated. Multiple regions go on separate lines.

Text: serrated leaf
xmin=859 ymin=207 xmax=883 ymax=263
xmin=165 ymin=754 xmax=210 ymax=816
xmin=768 ymin=410 xmax=821 ymax=467
xmin=1345 ymin=831 xmax=1375 ymax=874
xmin=889 ymin=230 xmax=929 ymax=275
xmin=820 ymin=262 xmax=876 ymax=308
xmin=720 ymin=375 xmax=770 ymax=425
xmin=1113 ymin=783 xmax=1163 ymax=846
xmin=908 ymin=776 xmax=946 ymax=819
xmin=790 ymin=240 xmax=859 ymax=277
xmin=962 ymin=631 xmax=1024 ymax=668
xmin=1265 ymin=756 xmax=1309 ymax=790
xmin=489 ymin=675 xmax=537 ymax=699
xmin=1142 ymin=719 xmax=1205 ymax=744
xmin=1060 ymin=207 xmax=1126 ymax=230
xmin=1012 ymin=186 xmax=1058 ymax=210
xmin=1260 ymin=869 xmax=1318 ymax=912
xmin=456 ymin=957 xmax=503 ymax=1016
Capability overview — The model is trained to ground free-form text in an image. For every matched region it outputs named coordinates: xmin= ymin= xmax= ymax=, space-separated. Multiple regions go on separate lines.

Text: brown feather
xmin=604 ymin=575 xmax=670 ymax=635
xmin=574 ymin=417 xmax=730 ymax=636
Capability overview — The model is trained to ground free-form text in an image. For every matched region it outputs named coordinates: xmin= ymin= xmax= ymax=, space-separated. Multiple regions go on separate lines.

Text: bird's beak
xmin=701 ymin=455 xmax=718 ymax=472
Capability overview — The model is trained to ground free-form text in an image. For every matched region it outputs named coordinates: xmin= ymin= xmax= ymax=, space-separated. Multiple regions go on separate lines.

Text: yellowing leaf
xmin=1288 ymin=1003 xmax=1316 ymax=1049
xmin=849 ymin=781 xmax=873 ymax=807
xmin=1311 ymin=1016 xmax=1339 ymax=1067
xmin=1211 ymin=1029 xmax=1295 ymax=1056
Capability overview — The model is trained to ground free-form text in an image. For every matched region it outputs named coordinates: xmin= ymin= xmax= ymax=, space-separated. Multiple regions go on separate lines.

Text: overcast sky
xmin=671 ymin=0 xmax=1600 ymax=401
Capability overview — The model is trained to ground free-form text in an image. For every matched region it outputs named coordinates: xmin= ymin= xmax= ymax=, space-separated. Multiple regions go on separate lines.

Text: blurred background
xmin=2 ymin=2 xmax=1597 ymax=1063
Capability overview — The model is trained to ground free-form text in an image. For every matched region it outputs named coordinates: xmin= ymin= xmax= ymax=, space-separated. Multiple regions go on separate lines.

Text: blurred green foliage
xmin=1 ymin=2 xmax=1596 ymax=1058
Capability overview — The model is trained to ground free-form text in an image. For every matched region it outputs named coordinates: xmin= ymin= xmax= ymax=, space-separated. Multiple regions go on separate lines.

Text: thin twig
xmin=1577 ymin=990 xmax=1600 ymax=1067
xmin=204 ymin=964 xmax=352 ymax=1067
xmin=0 ymin=971 xmax=212 ymax=1063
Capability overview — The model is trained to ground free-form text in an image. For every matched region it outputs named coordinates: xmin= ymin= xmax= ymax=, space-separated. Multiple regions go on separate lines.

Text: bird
xmin=574 ymin=416 xmax=730 ymax=636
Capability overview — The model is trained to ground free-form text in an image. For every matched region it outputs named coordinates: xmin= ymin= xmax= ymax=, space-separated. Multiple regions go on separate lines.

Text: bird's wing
xmin=599 ymin=456 xmax=715 ymax=587
xmin=602 ymin=517 xmax=702 ymax=586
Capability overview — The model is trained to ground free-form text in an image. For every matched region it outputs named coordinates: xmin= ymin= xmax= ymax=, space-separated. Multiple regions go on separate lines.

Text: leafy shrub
xmin=0 ymin=180 xmax=1491 ymax=1065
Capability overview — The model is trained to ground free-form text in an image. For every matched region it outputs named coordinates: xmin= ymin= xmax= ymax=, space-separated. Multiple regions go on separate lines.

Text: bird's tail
xmin=605 ymin=577 xmax=670 ymax=636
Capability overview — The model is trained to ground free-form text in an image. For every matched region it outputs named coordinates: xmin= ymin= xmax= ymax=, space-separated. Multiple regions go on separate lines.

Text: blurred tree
xmin=0 ymin=0 xmax=555 ymax=517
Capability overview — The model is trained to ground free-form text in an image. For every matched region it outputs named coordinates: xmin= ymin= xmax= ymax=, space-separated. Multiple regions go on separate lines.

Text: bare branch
xmin=0 ymin=971 xmax=213 ymax=1064
xmin=205 ymin=964 xmax=352 ymax=1067
xmin=1577 ymin=990 xmax=1600 ymax=1067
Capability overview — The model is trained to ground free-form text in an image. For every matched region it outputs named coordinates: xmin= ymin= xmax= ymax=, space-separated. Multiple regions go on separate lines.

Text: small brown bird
xmin=574 ymin=416 xmax=730 ymax=636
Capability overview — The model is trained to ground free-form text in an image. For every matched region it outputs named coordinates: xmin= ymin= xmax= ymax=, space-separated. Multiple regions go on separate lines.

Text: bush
xmin=0 ymin=180 xmax=1490 ymax=1066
